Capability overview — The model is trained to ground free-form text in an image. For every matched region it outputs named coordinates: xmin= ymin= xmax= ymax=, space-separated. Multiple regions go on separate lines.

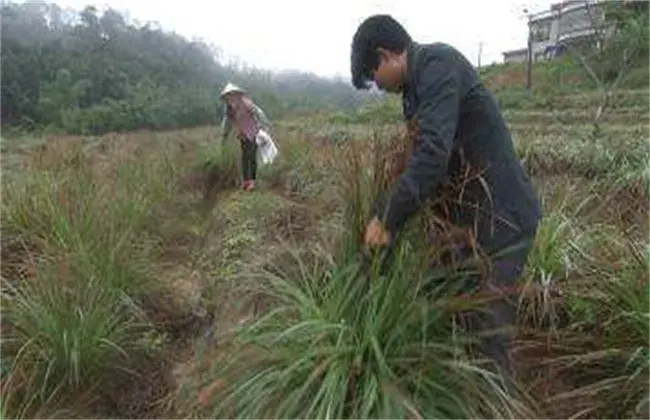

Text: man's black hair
xmin=350 ymin=14 xmax=412 ymax=89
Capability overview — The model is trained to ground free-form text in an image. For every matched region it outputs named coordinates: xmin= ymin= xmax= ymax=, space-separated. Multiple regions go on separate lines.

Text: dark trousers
xmin=240 ymin=137 xmax=258 ymax=181
xmin=455 ymin=237 xmax=535 ymax=393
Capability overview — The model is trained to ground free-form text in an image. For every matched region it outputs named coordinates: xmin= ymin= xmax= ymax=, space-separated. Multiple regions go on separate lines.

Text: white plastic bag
xmin=255 ymin=129 xmax=279 ymax=165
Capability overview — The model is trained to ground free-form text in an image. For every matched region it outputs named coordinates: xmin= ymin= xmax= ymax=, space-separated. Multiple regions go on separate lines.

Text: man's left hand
xmin=364 ymin=217 xmax=391 ymax=247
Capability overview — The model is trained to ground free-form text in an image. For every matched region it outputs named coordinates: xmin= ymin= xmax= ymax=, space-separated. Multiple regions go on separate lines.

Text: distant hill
xmin=0 ymin=1 xmax=371 ymax=134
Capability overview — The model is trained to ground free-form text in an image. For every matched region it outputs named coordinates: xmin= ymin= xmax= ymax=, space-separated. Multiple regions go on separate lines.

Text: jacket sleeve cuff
xmin=372 ymin=190 xmax=410 ymax=237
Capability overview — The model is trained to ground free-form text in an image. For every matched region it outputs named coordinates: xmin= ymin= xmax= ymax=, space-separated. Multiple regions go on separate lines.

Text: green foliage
xmin=1 ymin=274 xmax=148 ymax=417
xmin=258 ymin=141 xmax=323 ymax=198
xmin=0 ymin=2 xmax=368 ymax=135
xmin=198 ymin=243 xmax=529 ymax=419
xmin=604 ymin=0 xmax=650 ymax=50
xmin=328 ymin=97 xmax=401 ymax=125
xmin=562 ymin=1 xmax=650 ymax=87
xmin=1 ymin=7 xmax=649 ymax=414
xmin=0 ymin=138 xmax=184 ymax=417
xmin=495 ymin=87 xmax=555 ymax=110
xmin=547 ymin=237 xmax=650 ymax=419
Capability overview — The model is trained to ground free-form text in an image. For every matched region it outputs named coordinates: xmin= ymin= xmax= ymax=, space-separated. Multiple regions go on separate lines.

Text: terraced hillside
xmin=1 ymin=81 xmax=648 ymax=418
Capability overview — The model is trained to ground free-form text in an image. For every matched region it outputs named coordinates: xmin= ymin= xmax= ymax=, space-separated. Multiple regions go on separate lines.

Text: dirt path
xmin=143 ymin=182 xmax=325 ymax=417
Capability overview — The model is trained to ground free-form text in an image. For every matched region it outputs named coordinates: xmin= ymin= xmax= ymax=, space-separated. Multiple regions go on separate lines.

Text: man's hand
xmin=364 ymin=217 xmax=391 ymax=247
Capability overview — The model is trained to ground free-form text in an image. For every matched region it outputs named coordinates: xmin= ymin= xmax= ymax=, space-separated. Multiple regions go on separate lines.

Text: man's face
xmin=372 ymin=49 xmax=405 ymax=93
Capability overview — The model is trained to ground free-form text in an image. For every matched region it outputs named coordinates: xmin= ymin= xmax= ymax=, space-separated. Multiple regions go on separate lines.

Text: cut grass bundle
xmin=330 ymin=124 xmax=497 ymax=269
xmin=329 ymin=127 xmax=420 ymax=259
xmin=193 ymin=243 xmax=534 ymax=419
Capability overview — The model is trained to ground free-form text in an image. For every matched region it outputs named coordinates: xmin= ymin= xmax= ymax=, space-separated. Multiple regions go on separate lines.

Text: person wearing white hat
xmin=219 ymin=82 xmax=275 ymax=191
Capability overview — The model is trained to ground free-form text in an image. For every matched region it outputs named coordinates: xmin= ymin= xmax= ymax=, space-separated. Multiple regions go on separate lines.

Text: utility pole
xmin=525 ymin=10 xmax=533 ymax=91
xmin=477 ymin=42 xmax=483 ymax=68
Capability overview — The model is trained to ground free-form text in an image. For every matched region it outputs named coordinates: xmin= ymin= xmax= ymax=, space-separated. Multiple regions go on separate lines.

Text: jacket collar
xmin=403 ymin=42 xmax=420 ymax=92
xmin=401 ymin=42 xmax=419 ymax=119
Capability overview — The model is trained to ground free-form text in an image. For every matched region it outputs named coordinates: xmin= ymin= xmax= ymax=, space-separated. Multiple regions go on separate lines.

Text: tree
xmin=561 ymin=0 xmax=649 ymax=133
xmin=1 ymin=1 xmax=370 ymax=134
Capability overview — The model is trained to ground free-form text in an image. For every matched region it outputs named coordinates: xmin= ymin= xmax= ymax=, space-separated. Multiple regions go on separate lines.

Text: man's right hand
xmin=364 ymin=217 xmax=392 ymax=248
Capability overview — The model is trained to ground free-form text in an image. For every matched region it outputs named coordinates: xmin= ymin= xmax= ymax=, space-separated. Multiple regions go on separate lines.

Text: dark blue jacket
xmin=374 ymin=42 xmax=541 ymax=253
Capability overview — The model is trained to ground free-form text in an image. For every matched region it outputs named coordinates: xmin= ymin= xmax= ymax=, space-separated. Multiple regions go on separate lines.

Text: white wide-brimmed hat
xmin=220 ymin=82 xmax=246 ymax=98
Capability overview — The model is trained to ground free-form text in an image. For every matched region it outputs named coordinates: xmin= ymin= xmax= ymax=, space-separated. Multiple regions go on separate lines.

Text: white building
xmin=502 ymin=0 xmax=612 ymax=63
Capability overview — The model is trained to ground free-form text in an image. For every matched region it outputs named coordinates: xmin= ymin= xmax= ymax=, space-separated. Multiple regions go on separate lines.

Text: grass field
xmin=1 ymin=83 xmax=648 ymax=418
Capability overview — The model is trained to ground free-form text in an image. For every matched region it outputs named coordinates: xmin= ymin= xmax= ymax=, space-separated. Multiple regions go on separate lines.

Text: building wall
xmin=503 ymin=51 xmax=528 ymax=63
xmin=503 ymin=1 xmax=611 ymax=63
xmin=531 ymin=1 xmax=607 ymax=56
xmin=557 ymin=3 xmax=605 ymax=37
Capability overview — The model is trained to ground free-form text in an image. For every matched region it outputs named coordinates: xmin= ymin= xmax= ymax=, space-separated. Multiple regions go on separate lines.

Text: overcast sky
xmin=53 ymin=0 xmax=556 ymax=79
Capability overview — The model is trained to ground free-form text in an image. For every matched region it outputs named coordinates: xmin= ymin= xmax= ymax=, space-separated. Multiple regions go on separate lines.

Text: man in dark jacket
xmin=351 ymin=15 xmax=542 ymax=391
